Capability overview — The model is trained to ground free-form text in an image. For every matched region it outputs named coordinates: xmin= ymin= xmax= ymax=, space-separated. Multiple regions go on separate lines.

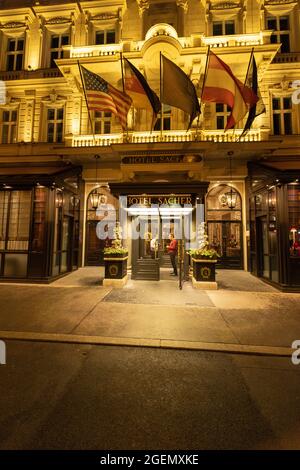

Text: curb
xmin=0 ymin=330 xmax=293 ymax=357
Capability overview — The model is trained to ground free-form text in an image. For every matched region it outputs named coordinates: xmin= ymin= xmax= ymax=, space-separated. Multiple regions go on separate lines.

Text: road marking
xmin=0 ymin=330 xmax=293 ymax=357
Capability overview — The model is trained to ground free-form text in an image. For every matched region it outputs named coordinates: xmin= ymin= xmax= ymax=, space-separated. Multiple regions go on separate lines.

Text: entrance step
xmin=160 ymin=254 xmax=172 ymax=268
xmin=132 ymin=259 xmax=160 ymax=281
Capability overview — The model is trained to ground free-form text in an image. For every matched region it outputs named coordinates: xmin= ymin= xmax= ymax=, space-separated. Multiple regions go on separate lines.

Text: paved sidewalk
xmin=0 ymin=268 xmax=299 ymax=350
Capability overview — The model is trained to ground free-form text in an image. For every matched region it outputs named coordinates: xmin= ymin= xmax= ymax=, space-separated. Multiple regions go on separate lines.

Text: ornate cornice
xmin=211 ymin=2 xmax=240 ymax=10
xmin=46 ymin=16 xmax=71 ymax=25
xmin=1 ymin=21 xmax=26 ymax=29
xmin=265 ymin=0 xmax=295 ymax=4
xmin=91 ymin=13 xmax=118 ymax=21
xmin=136 ymin=0 xmax=150 ymax=16
xmin=176 ymin=0 xmax=189 ymax=12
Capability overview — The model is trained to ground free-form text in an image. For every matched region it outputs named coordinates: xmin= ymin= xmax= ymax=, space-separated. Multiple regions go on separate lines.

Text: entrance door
xmin=206 ymin=184 xmax=243 ymax=269
xmin=207 ymin=221 xmax=243 ymax=269
xmin=131 ymin=215 xmax=160 ymax=280
xmin=85 ymin=220 xmax=106 ymax=266
xmin=257 ymin=216 xmax=269 ymax=278
xmin=131 ymin=214 xmax=189 ymax=285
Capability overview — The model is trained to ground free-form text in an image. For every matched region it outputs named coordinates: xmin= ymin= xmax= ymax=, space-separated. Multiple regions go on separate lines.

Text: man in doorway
xmin=150 ymin=235 xmax=158 ymax=259
xmin=167 ymin=233 xmax=178 ymax=276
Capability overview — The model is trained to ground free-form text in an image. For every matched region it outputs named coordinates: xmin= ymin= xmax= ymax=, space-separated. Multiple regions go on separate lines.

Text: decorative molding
xmin=1 ymin=21 xmax=26 ymax=29
xmin=42 ymin=91 xmax=66 ymax=103
xmin=272 ymin=77 xmax=293 ymax=90
xmin=46 ymin=16 xmax=71 ymax=25
xmin=211 ymin=2 xmax=239 ymax=10
xmin=91 ymin=13 xmax=118 ymax=21
xmin=136 ymin=0 xmax=150 ymax=16
xmin=265 ymin=0 xmax=295 ymax=4
xmin=176 ymin=0 xmax=189 ymax=12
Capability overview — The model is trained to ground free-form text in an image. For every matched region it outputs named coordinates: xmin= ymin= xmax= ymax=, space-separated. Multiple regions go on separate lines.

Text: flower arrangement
xmin=188 ymin=222 xmax=220 ymax=260
xmin=104 ymin=222 xmax=128 ymax=256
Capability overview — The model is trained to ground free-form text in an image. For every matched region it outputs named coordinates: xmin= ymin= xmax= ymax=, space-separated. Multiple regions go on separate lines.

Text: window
xmin=272 ymin=96 xmax=292 ymax=135
xmin=95 ymin=30 xmax=116 ymax=45
xmin=213 ymin=20 xmax=235 ymax=36
xmin=266 ymin=15 xmax=290 ymax=52
xmin=47 ymin=108 xmax=64 ymax=143
xmin=94 ymin=111 xmax=111 ymax=134
xmin=6 ymin=38 xmax=24 ymax=71
xmin=0 ymin=190 xmax=31 ymax=251
xmin=215 ymin=103 xmax=231 ymax=130
xmin=154 ymin=105 xmax=171 ymax=131
xmin=1 ymin=109 xmax=17 ymax=143
xmin=50 ymin=34 xmax=69 ymax=67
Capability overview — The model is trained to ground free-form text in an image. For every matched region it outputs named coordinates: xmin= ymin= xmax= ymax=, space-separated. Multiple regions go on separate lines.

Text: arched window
xmin=206 ymin=184 xmax=243 ymax=269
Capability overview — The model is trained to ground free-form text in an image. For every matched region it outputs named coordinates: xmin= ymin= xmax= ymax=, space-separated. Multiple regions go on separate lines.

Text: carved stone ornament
xmin=265 ymin=0 xmax=295 ymax=5
xmin=281 ymin=77 xmax=292 ymax=90
xmin=211 ymin=2 xmax=239 ymax=10
xmin=42 ymin=91 xmax=65 ymax=103
xmin=176 ymin=0 xmax=189 ymax=12
xmin=46 ymin=17 xmax=70 ymax=25
xmin=91 ymin=13 xmax=118 ymax=21
xmin=136 ymin=0 xmax=150 ymax=16
xmin=2 ymin=21 xmax=26 ymax=29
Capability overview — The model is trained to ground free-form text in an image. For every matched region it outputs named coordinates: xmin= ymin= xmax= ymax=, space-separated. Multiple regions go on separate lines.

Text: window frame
xmin=94 ymin=111 xmax=112 ymax=134
xmin=154 ymin=105 xmax=171 ymax=131
xmin=212 ymin=20 xmax=235 ymax=36
xmin=215 ymin=103 xmax=231 ymax=130
xmin=49 ymin=32 xmax=70 ymax=68
xmin=272 ymin=95 xmax=293 ymax=135
xmin=46 ymin=106 xmax=65 ymax=143
xmin=266 ymin=14 xmax=290 ymax=53
xmin=6 ymin=36 xmax=25 ymax=71
xmin=0 ymin=108 xmax=18 ymax=144
xmin=95 ymin=29 xmax=116 ymax=45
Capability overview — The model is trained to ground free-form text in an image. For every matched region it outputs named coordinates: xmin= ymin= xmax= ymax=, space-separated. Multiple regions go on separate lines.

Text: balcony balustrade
xmin=272 ymin=52 xmax=300 ymax=64
xmin=68 ymin=44 xmax=122 ymax=59
xmin=70 ymin=129 xmax=262 ymax=147
xmin=0 ymin=68 xmax=62 ymax=81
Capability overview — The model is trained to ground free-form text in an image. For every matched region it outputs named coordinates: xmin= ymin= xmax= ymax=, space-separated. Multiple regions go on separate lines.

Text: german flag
xmin=123 ymin=58 xmax=161 ymax=129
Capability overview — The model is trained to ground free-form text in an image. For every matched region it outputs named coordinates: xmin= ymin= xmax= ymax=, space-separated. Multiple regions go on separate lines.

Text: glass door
xmin=257 ymin=216 xmax=269 ymax=279
xmin=207 ymin=221 xmax=243 ymax=268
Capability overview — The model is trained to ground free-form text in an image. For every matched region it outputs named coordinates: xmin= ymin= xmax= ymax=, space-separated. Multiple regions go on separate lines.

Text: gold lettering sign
xmin=127 ymin=194 xmax=193 ymax=206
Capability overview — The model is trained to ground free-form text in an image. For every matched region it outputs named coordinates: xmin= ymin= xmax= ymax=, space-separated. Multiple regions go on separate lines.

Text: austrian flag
xmin=202 ymin=51 xmax=258 ymax=130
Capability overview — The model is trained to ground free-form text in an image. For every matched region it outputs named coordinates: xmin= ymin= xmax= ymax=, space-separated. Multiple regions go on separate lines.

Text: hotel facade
xmin=0 ymin=0 xmax=299 ymax=290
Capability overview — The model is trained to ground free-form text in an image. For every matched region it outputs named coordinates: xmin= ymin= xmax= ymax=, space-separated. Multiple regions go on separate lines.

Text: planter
xmin=192 ymin=258 xmax=218 ymax=290
xmin=103 ymin=255 xmax=128 ymax=287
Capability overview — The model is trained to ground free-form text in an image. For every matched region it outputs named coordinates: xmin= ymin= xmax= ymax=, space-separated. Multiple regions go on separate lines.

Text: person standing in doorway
xmin=167 ymin=233 xmax=178 ymax=276
xmin=150 ymin=235 xmax=158 ymax=259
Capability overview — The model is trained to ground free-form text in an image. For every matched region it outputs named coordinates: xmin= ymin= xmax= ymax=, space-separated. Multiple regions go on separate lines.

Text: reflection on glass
xmin=4 ymin=253 xmax=28 ymax=277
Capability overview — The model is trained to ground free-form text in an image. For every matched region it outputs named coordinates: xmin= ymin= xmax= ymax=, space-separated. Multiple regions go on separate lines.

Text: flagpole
xmin=160 ymin=52 xmax=163 ymax=142
xmin=200 ymin=45 xmax=210 ymax=101
xmin=77 ymin=61 xmax=96 ymax=146
xmin=236 ymin=47 xmax=254 ymax=142
xmin=244 ymin=47 xmax=255 ymax=88
xmin=120 ymin=52 xmax=129 ymax=141
xmin=195 ymin=46 xmax=210 ymax=141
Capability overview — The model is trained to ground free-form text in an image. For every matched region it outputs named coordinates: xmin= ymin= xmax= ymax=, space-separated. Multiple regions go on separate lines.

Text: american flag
xmin=80 ymin=65 xmax=132 ymax=130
